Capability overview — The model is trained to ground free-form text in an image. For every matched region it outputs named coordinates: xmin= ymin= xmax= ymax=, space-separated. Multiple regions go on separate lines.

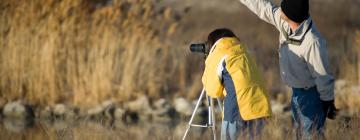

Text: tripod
xmin=182 ymin=88 xmax=223 ymax=140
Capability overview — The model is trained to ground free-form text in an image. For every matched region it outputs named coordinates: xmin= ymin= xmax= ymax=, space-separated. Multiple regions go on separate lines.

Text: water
xmin=0 ymin=118 xmax=219 ymax=140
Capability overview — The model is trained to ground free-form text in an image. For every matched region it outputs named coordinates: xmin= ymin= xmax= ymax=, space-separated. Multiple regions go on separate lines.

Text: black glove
xmin=321 ymin=100 xmax=338 ymax=120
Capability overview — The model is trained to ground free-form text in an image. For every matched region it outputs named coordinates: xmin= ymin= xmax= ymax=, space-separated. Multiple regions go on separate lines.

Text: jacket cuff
xmin=319 ymin=90 xmax=334 ymax=101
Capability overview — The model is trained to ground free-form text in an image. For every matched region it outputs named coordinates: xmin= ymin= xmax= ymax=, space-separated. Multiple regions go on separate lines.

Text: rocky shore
xmin=0 ymin=96 xmax=204 ymax=123
xmin=0 ymin=80 xmax=358 ymax=126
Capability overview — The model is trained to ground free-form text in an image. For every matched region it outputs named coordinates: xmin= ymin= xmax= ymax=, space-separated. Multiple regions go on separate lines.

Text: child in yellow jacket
xmin=202 ymin=28 xmax=271 ymax=140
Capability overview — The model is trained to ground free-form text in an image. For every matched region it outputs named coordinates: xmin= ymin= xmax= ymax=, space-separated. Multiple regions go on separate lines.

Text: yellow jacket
xmin=202 ymin=37 xmax=271 ymax=121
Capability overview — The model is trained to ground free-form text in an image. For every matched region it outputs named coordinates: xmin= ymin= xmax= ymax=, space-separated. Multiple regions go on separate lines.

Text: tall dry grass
xmin=0 ymin=0 xmax=359 ymax=113
xmin=0 ymin=0 xmax=191 ymax=109
xmin=355 ymin=31 xmax=360 ymax=84
xmin=332 ymin=30 xmax=360 ymax=115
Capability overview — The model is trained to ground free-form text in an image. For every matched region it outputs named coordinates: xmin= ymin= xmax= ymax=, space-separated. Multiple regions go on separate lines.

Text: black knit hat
xmin=207 ymin=28 xmax=236 ymax=47
xmin=281 ymin=0 xmax=309 ymax=23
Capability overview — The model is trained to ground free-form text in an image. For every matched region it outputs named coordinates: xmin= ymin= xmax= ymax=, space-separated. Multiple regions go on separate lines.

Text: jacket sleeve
xmin=304 ymin=40 xmax=335 ymax=101
xmin=202 ymin=56 xmax=227 ymax=98
xmin=238 ymin=0 xmax=283 ymax=30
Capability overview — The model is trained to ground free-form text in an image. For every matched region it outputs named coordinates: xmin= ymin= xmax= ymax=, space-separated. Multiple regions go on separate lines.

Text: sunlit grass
xmin=0 ymin=114 xmax=359 ymax=140
xmin=0 ymin=0 xmax=193 ymax=109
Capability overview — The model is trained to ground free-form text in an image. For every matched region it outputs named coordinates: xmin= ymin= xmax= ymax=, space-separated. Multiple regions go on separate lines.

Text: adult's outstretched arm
xmin=238 ymin=0 xmax=283 ymax=30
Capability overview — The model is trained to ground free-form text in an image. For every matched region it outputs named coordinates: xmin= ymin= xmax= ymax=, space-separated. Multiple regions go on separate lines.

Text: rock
xmin=123 ymin=110 xmax=139 ymax=123
xmin=52 ymin=104 xmax=76 ymax=120
xmin=154 ymin=98 xmax=168 ymax=109
xmin=87 ymin=100 xmax=117 ymax=119
xmin=174 ymin=97 xmax=193 ymax=116
xmin=271 ymin=101 xmax=286 ymax=115
xmin=101 ymin=100 xmax=116 ymax=119
xmin=3 ymin=118 xmax=33 ymax=133
xmin=74 ymin=107 xmax=87 ymax=118
xmin=101 ymin=100 xmax=114 ymax=108
xmin=53 ymin=104 xmax=66 ymax=116
xmin=335 ymin=80 xmax=347 ymax=91
xmin=123 ymin=96 xmax=154 ymax=121
xmin=104 ymin=105 xmax=116 ymax=119
xmin=87 ymin=105 xmax=104 ymax=117
xmin=125 ymin=96 xmax=152 ymax=113
xmin=114 ymin=108 xmax=125 ymax=120
xmin=36 ymin=106 xmax=52 ymax=119
xmin=3 ymin=101 xmax=25 ymax=118
xmin=3 ymin=101 xmax=34 ymax=119
xmin=151 ymin=99 xmax=173 ymax=122
xmin=152 ymin=107 xmax=170 ymax=116
xmin=152 ymin=98 xmax=171 ymax=117
xmin=64 ymin=109 xmax=76 ymax=120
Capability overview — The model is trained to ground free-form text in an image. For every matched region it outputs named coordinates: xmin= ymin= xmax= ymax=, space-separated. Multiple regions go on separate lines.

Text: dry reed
xmin=355 ymin=31 xmax=360 ymax=84
xmin=0 ymin=0 xmax=189 ymax=109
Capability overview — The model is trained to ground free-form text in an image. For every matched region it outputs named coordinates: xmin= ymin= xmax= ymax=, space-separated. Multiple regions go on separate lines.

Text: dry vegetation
xmin=334 ymin=31 xmax=360 ymax=115
xmin=0 ymin=0 xmax=359 ymax=110
xmin=355 ymin=31 xmax=360 ymax=84
xmin=0 ymin=0 xmax=192 ymax=109
xmin=0 ymin=0 xmax=360 ymax=139
xmin=0 ymin=116 xmax=359 ymax=140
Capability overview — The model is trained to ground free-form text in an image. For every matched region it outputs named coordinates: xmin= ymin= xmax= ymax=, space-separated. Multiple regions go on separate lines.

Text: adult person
xmin=237 ymin=0 xmax=337 ymax=139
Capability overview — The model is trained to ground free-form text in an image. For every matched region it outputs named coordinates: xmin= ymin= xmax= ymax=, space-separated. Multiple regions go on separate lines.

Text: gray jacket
xmin=239 ymin=0 xmax=334 ymax=101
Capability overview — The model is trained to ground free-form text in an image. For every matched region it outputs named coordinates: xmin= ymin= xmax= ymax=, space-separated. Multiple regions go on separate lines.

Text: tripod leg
xmin=217 ymin=98 xmax=223 ymax=112
xmin=206 ymin=96 xmax=217 ymax=140
xmin=182 ymin=88 xmax=206 ymax=140
xmin=210 ymin=98 xmax=217 ymax=140
xmin=206 ymin=95 xmax=212 ymax=126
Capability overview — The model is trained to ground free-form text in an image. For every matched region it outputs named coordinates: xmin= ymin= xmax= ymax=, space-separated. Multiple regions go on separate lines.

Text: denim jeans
xmin=291 ymin=87 xmax=326 ymax=140
xmin=221 ymin=119 xmax=264 ymax=140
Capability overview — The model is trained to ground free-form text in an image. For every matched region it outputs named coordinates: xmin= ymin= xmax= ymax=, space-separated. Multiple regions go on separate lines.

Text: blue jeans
xmin=291 ymin=87 xmax=326 ymax=140
xmin=221 ymin=119 xmax=264 ymax=140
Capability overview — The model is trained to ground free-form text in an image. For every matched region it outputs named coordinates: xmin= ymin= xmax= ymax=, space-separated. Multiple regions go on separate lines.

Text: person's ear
xmin=280 ymin=10 xmax=289 ymax=21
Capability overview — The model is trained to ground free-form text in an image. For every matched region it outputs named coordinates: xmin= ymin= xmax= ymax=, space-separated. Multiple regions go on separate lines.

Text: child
xmin=202 ymin=28 xmax=271 ymax=140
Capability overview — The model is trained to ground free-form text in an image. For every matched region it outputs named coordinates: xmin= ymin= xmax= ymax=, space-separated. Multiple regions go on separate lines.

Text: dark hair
xmin=207 ymin=28 xmax=236 ymax=47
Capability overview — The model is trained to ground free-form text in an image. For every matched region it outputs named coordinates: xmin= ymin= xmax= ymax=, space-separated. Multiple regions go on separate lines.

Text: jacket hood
xmin=209 ymin=37 xmax=245 ymax=55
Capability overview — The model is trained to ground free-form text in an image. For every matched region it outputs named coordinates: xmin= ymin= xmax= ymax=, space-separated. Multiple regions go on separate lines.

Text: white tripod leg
xmin=183 ymin=88 xmax=222 ymax=140
xmin=182 ymin=88 xmax=206 ymax=140
xmin=209 ymin=97 xmax=217 ymax=140
xmin=217 ymin=98 xmax=223 ymax=112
